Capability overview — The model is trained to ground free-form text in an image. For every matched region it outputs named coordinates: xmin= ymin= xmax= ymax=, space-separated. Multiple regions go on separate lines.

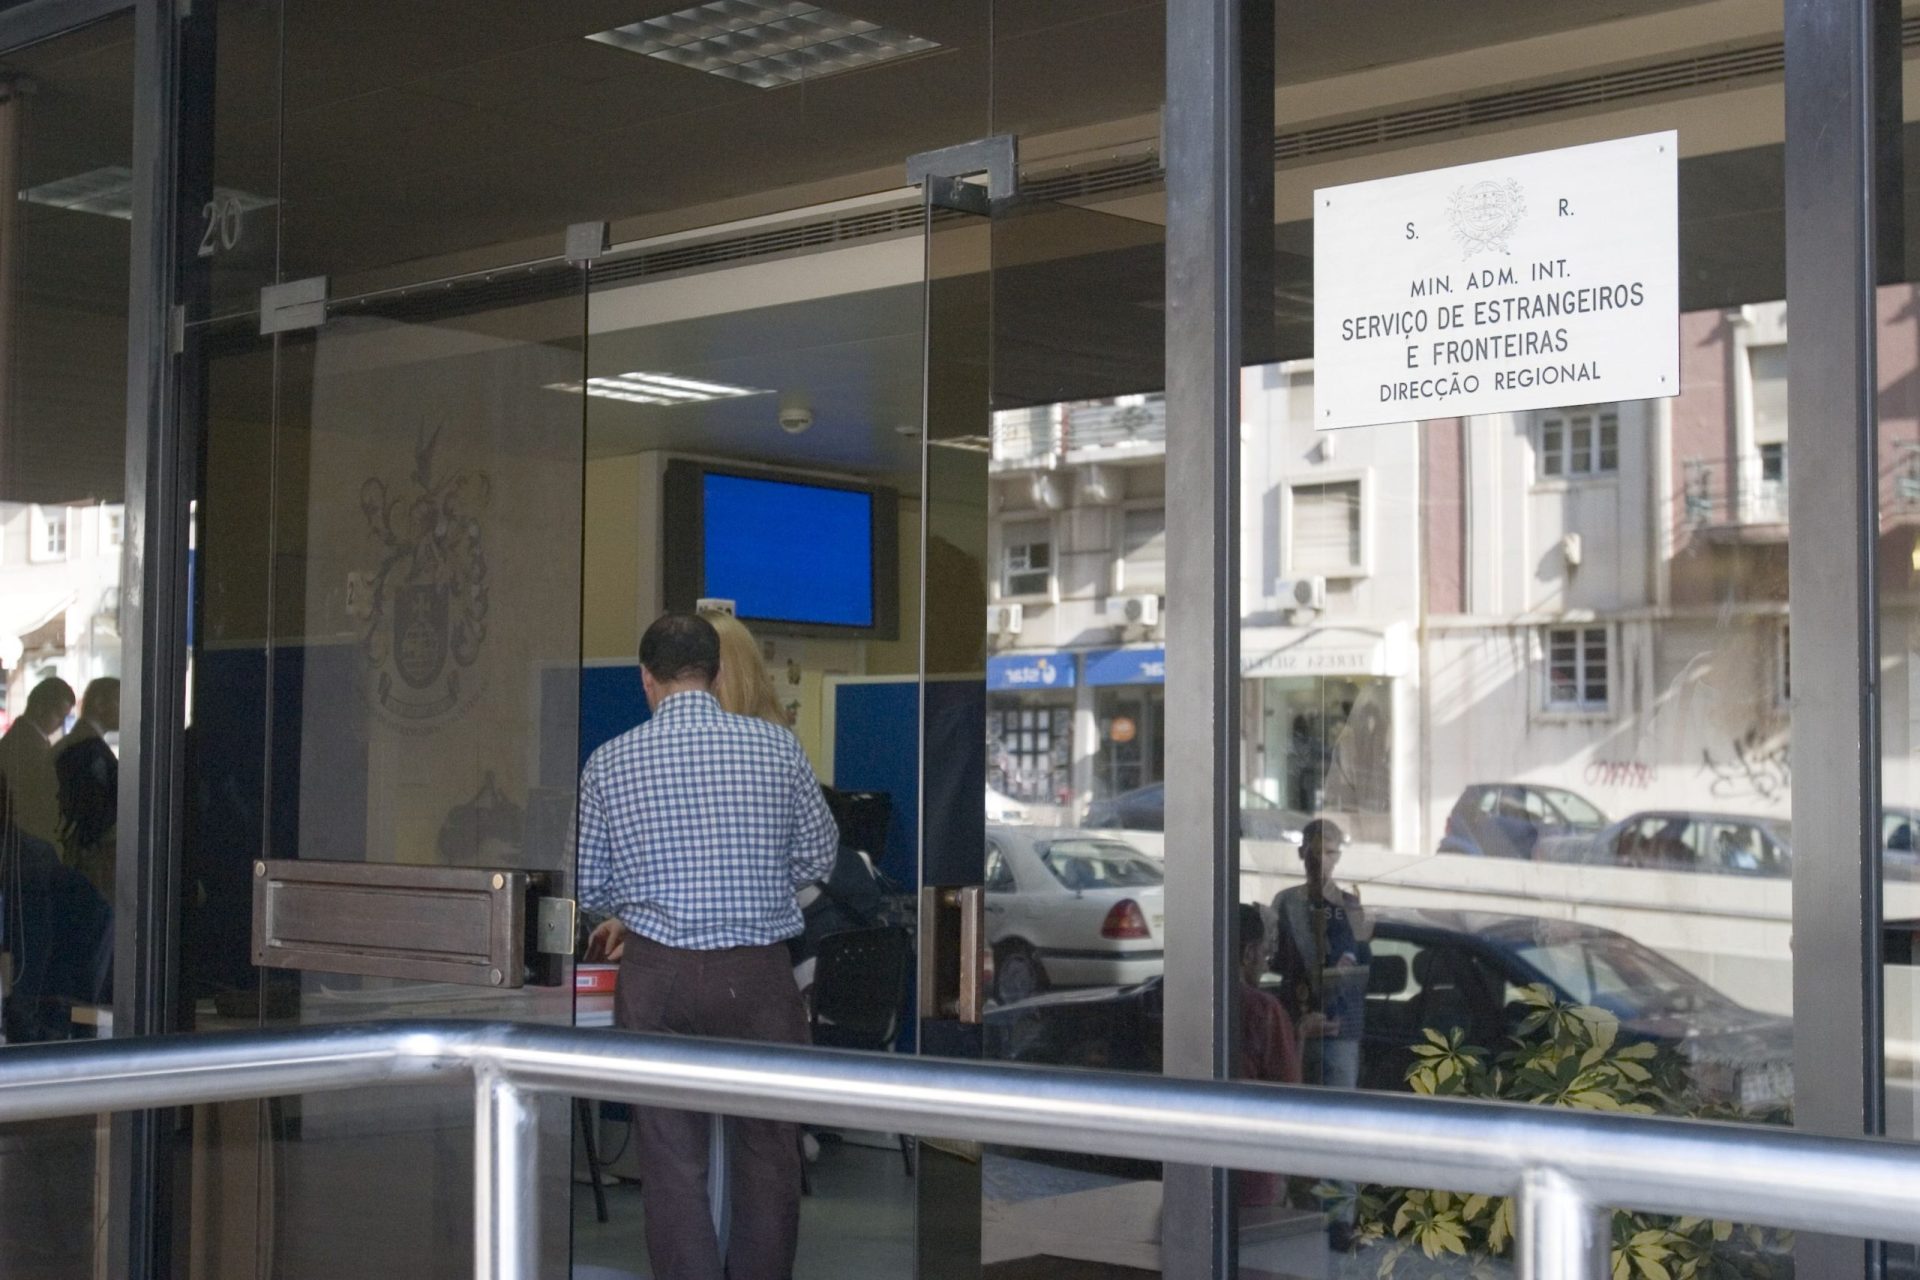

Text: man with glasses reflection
xmin=577 ymin=612 xmax=838 ymax=1280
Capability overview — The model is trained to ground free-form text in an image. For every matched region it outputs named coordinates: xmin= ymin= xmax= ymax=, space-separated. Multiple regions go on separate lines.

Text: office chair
xmin=807 ymin=925 xmax=916 ymax=1177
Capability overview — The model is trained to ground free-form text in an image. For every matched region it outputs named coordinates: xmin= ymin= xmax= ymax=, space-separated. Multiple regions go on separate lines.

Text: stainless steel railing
xmin=5 ymin=1020 xmax=1920 ymax=1279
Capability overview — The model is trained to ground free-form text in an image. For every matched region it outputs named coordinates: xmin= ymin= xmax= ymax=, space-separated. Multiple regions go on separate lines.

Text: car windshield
xmin=1546 ymin=789 xmax=1606 ymax=828
xmin=1039 ymin=840 xmax=1164 ymax=890
xmin=1515 ymin=931 xmax=1728 ymax=1020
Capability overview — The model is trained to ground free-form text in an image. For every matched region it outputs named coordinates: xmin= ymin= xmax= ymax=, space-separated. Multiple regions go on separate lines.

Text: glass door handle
xmin=918 ymin=885 xmax=987 ymax=1024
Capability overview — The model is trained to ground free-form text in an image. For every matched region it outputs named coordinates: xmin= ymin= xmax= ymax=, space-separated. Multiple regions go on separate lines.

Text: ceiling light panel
xmin=21 ymin=166 xmax=273 ymax=221
xmin=587 ymin=2 xmax=939 ymax=89
xmin=547 ymin=371 xmax=771 ymax=405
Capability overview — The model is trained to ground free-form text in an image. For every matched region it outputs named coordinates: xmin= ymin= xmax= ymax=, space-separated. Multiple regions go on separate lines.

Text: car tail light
xmin=1101 ymin=899 xmax=1152 ymax=940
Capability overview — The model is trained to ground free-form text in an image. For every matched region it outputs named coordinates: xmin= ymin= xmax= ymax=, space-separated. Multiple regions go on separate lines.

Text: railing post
xmin=1516 ymin=1169 xmax=1609 ymax=1280
xmin=474 ymin=1067 xmax=539 ymax=1280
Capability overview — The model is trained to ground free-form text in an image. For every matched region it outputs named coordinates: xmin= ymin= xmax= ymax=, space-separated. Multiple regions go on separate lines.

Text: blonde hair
xmin=701 ymin=610 xmax=788 ymax=728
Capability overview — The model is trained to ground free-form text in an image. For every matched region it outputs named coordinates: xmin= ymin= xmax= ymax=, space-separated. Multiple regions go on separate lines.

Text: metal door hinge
xmin=536 ymin=896 xmax=578 ymax=956
xmin=259 ymin=276 xmax=327 ymax=335
xmin=565 ymin=221 xmax=610 ymax=266
xmin=906 ymin=135 xmax=1019 ymax=213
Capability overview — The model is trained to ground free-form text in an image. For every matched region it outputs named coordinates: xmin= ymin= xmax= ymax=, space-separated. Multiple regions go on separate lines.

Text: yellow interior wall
xmin=579 ymin=453 xmax=926 ymax=775
xmin=582 ymin=453 xmax=644 ymax=662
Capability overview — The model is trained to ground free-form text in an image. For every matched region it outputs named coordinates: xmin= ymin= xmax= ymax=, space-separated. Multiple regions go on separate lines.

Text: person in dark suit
xmin=55 ymin=678 xmax=118 ymax=898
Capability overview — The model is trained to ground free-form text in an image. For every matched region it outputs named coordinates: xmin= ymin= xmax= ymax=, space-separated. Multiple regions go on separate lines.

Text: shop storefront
xmin=986 ymin=651 xmax=1077 ymax=810
xmin=1241 ymin=626 xmax=1408 ymax=846
xmin=1085 ymin=646 xmax=1167 ymax=803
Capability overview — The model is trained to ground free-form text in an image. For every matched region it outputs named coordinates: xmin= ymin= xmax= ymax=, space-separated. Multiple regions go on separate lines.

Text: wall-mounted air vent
xmin=324 ymin=22 xmax=1918 ymax=325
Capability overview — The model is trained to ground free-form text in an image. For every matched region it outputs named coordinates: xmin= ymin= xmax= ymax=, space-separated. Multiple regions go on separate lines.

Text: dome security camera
xmin=778 ymin=406 xmax=814 ymax=435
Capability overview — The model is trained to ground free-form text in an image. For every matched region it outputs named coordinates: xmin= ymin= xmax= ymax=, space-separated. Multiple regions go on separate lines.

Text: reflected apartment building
xmin=987 ymin=293 xmax=1920 ymax=854
xmin=0 ymin=500 xmax=124 ymax=729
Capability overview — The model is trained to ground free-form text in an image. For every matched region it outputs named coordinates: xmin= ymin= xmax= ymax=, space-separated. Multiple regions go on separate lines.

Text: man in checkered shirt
xmin=580 ymin=612 xmax=837 ymax=1280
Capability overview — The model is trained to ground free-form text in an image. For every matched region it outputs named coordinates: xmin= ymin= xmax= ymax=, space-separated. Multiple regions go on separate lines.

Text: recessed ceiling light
xmin=547 ymin=371 xmax=772 ymax=405
xmin=21 ymin=165 xmax=273 ymax=221
xmin=587 ymin=2 xmax=939 ymax=90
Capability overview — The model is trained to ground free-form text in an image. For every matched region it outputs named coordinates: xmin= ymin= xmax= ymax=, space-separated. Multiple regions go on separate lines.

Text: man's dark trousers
xmin=617 ymin=934 xmax=807 ymax=1280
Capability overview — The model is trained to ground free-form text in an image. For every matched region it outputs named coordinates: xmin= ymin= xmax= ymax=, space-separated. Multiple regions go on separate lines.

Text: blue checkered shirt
xmin=577 ymin=690 xmax=838 ymax=949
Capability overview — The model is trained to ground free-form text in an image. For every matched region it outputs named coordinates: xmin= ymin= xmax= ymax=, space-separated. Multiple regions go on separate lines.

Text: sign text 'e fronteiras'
xmin=1313 ymin=131 xmax=1679 ymax=430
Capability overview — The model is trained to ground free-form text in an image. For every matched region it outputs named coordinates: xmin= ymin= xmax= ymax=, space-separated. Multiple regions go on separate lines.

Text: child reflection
xmin=1235 ymin=902 xmax=1301 ymax=1208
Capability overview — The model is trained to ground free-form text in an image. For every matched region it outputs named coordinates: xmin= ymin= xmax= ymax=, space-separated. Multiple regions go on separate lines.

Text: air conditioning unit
xmin=1117 ymin=593 xmax=1160 ymax=627
xmin=988 ymin=603 xmax=1025 ymax=636
xmin=1277 ymin=576 xmax=1327 ymax=611
xmin=1078 ymin=464 xmax=1119 ymax=505
xmin=1030 ymin=472 xmax=1066 ymax=511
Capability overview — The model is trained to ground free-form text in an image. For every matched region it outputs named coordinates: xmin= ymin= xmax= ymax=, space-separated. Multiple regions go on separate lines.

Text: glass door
xmin=568 ymin=190 xmax=933 ymax=1280
xmin=918 ymin=184 xmax=1176 ymax=1276
xmin=183 ymin=265 xmax=589 ymax=1279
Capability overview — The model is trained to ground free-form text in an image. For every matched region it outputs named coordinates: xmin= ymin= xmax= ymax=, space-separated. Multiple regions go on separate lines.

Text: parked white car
xmin=983 ymin=825 xmax=1165 ymax=1004
xmin=985 ymin=787 xmax=1027 ymax=823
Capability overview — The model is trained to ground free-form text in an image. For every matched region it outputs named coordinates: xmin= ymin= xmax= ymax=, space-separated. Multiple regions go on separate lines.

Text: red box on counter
xmin=575 ymin=964 xmax=618 ymax=995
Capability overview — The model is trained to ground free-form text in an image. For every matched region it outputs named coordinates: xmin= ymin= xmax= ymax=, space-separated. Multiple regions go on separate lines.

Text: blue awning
xmin=987 ymin=652 xmax=1077 ymax=692
xmin=1084 ymin=647 xmax=1165 ymax=686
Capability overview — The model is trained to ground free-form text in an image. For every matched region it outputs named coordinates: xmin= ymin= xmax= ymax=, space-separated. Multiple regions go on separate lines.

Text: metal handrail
xmin=6 ymin=1021 xmax=1919 ymax=1279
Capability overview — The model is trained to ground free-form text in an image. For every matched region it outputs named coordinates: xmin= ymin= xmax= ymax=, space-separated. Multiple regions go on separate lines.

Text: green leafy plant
xmin=1330 ymin=984 xmax=1792 ymax=1280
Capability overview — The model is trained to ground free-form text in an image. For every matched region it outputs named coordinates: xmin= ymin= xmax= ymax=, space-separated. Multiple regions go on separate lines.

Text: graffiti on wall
xmin=1584 ymin=759 xmax=1656 ymax=790
xmin=1699 ymin=726 xmax=1790 ymax=803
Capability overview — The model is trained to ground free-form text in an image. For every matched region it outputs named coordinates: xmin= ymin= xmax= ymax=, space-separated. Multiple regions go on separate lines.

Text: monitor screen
xmin=700 ymin=472 xmax=876 ymax=628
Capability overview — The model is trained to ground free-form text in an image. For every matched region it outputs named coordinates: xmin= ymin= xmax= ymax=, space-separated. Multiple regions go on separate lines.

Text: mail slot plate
xmin=253 ymin=860 xmax=530 ymax=987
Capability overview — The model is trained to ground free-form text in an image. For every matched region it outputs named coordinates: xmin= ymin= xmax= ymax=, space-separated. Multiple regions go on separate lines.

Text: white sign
xmin=1314 ymin=131 xmax=1679 ymax=430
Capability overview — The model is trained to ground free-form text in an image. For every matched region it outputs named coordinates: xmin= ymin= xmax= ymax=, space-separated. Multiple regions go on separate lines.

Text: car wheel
xmin=995 ymin=944 xmax=1047 ymax=1004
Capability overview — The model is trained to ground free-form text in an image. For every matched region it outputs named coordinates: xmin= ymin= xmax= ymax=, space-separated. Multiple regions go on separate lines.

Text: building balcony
xmin=1685 ymin=455 xmax=1788 ymax=544
xmin=991 ymin=394 xmax=1166 ymax=471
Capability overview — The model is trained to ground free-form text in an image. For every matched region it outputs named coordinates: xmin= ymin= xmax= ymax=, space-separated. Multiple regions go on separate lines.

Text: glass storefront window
xmin=1230 ymin=0 xmax=1798 ymax=1271
xmin=0 ymin=11 xmax=133 ymax=1275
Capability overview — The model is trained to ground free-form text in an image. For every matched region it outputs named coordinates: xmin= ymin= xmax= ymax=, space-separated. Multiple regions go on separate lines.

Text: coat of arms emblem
xmin=355 ymin=424 xmax=492 ymax=725
xmin=1447 ymin=178 xmax=1526 ymax=258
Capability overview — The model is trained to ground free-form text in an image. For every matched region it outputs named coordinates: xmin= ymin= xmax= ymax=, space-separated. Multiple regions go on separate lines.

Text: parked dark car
xmin=1883 ymin=808 xmax=1920 ymax=881
xmin=988 ymin=907 xmax=1792 ymax=1116
xmin=1354 ymin=908 xmax=1791 ymax=1112
xmin=1534 ymin=810 xmax=1791 ymax=876
xmin=1439 ymin=783 xmax=1609 ymax=859
xmin=1084 ymin=782 xmax=1308 ymax=843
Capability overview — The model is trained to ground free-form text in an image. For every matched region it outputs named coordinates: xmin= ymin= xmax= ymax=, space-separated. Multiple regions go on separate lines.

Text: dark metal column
xmin=1162 ymin=0 xmax=1248 ymax=1273
xmin=1785 ymin=0 xmax=1888 ymax=1276
xmin=111 ymin=0 xmax=190 ymax=1275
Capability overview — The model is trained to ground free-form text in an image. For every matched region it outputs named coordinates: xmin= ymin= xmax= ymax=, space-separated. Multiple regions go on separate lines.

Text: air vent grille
xmin=320 ymin=21 xmax=1918 ymax=322
xmin=590 ymin=203 xmax=930 ymax=286
xmin=1275 ymin=39 xmax=1800 ymax=164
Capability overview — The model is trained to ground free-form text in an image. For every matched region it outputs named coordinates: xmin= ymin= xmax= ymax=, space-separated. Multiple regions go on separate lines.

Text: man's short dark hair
xmin=1236 ymin=902 xmax=1266 ymax=953
xmin=1300 ymin=817 xmax=1346 ymax=856
xmin=640 ymin=613 xmax=721 ymax=685
xmin=25 ymin=677 xmax=75 ymax=718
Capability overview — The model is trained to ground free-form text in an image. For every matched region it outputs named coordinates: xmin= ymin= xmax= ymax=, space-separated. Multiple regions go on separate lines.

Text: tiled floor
xmin=568 ymin=1139 xmax=1163 ymax=1279
xmin=571 ymin=1135 xmax=917 ymax=1279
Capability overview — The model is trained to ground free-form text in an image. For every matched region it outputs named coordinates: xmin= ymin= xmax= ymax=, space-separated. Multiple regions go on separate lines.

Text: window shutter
xmin=1291 ymin=482 xmax=1360 ymax=575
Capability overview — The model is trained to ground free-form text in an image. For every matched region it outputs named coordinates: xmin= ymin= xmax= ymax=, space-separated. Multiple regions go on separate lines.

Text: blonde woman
xmin=700 ymin=609 xmax=789 ymax=728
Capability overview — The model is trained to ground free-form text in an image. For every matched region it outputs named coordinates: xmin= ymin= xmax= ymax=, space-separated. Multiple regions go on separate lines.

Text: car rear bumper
xmin=1037 ymin=949 xmax=1165 ymax=988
